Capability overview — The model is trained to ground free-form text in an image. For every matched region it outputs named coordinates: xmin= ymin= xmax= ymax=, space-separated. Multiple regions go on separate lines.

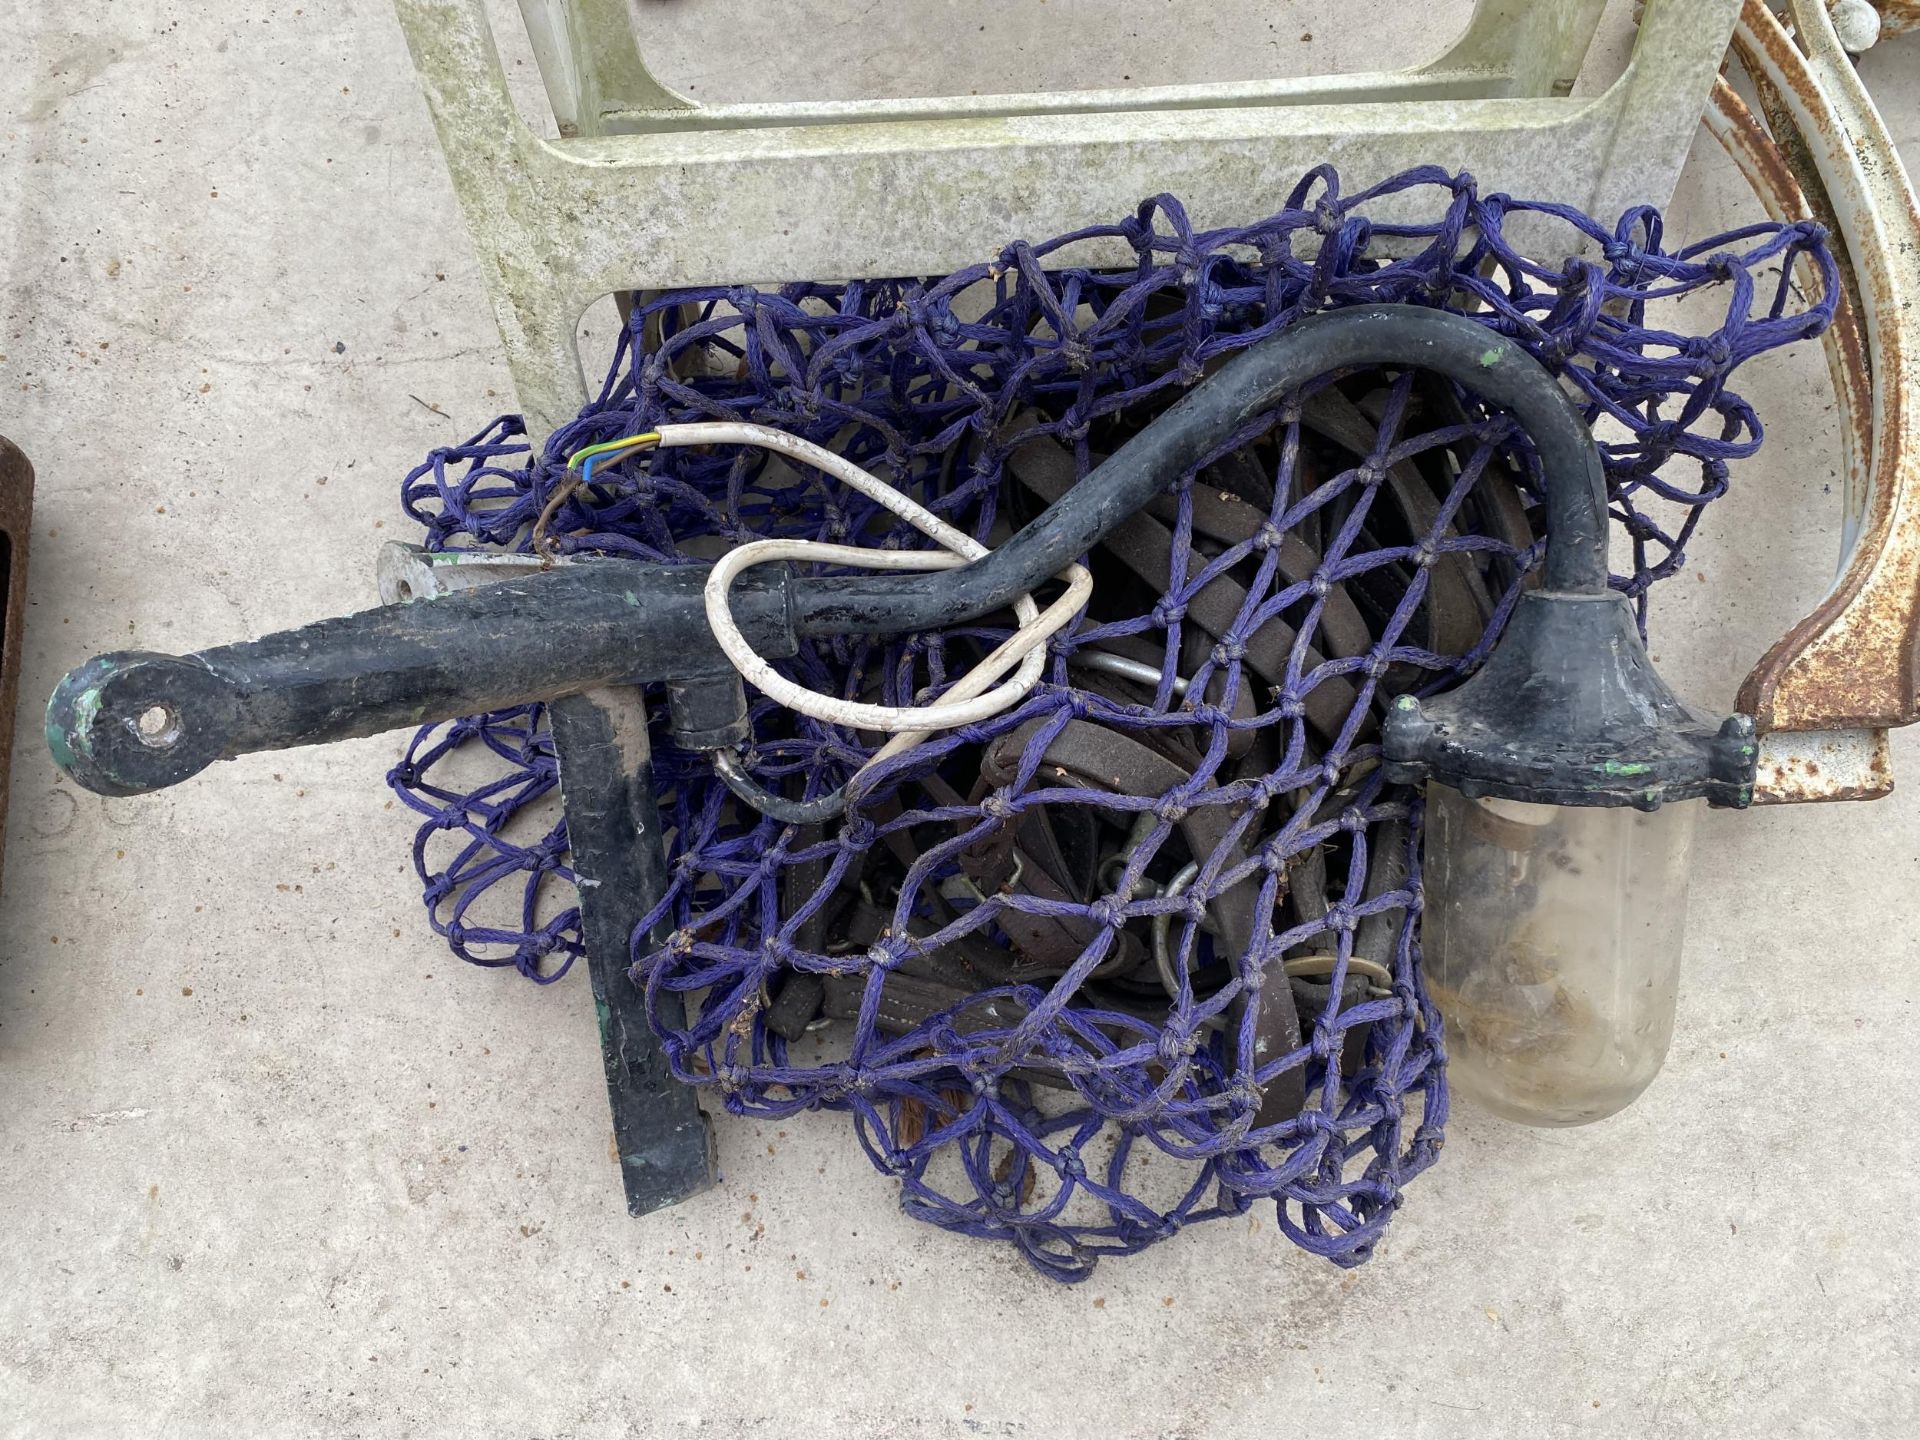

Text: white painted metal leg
xmin=391 ymin=0 xmax=1738 ymax=439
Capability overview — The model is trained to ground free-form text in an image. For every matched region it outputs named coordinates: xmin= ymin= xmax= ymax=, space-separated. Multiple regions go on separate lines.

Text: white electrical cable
xmin=864 ymin=565 xmax=1092 ymax=764
xmin=648 ymin=423 xmax=1092 ymax=739
xmin=704 ymin=539 xmax=1088 ymax=734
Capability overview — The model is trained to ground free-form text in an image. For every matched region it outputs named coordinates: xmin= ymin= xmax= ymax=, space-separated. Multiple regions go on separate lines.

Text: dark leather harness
xmin=771 ymin=378 xmax=1530 ymax=1125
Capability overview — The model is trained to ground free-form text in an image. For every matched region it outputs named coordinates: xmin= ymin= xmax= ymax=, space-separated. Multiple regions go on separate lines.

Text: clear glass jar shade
xmin=1421 ymin=785 xmax=1701 ymax=1126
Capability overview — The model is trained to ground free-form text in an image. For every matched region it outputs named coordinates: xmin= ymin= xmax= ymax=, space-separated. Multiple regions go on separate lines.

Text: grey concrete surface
xmin=2 ymin=3 xmax=1916 ymax=1437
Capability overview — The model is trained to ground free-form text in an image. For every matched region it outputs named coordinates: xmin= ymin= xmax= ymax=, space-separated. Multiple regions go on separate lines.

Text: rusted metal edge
xmin=0 ymin=436 xmax=33 ymax=890
xmin=1859 ymin=0 xmax=1920 ymax=39
xmin=1756 ymin=726 xmax=1893 ymax=803
xmin=1705 ymin=75 xmax=1875 ymax=549
xmin=1705 ymin=78 xmax=1894 ymax=802
xmin=1728 ymin=0 xmax=1920 ymax=743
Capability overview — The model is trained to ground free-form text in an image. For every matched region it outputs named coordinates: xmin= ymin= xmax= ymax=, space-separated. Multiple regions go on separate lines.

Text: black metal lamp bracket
xmin=40 ymin=304 xmax=1759 ymax=1216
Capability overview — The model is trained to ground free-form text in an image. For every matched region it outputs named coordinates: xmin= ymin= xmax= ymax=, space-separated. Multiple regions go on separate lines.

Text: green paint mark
xmin=71 ymin=689 xmax=102 ymax=757
xmin=1599 ymin=760 xmax=1651 ymax=777
xmin=45 ymin=684 xmax=102 ymax=773
xmin=623 ymin=590 xmax=639 ymax=607
xmin=1477 ymin=347 xmax=1503 ymax=369
xmin=44 ymin=706 xmax=76 ymax=771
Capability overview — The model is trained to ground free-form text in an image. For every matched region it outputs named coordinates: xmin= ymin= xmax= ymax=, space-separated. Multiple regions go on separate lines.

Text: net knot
xmin=1602 ymin=238 xmax=1640 ymax=274
xmin=908 ymin=297 xmax=962 ymax=346
xmin=1685 ymin=333 xmax=1734 ymax=377
xmin=1156 ymin=1026 xmax=1198 ymax=1066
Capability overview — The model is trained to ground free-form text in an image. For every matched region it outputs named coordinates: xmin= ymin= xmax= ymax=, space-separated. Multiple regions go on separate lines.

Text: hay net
xmin=392 ymin=167 xmax=1833 ymax=1281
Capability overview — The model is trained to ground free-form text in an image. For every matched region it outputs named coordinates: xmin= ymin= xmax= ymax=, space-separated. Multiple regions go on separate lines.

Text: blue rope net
xmin=391 ymin=168 xmax=1833 ymax=1280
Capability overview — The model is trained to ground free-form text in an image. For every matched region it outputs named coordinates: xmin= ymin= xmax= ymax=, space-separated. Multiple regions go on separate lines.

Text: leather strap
xmin=1003 ymin=422 xmax=1361 ymax=742
xmin=1298 ymin=388 xmax=1494 ymax=655
xmin=964 ymin=716 xmax=1305 ymax=1121
xmin=766 ymin=381 xmax=1528 ymax=1118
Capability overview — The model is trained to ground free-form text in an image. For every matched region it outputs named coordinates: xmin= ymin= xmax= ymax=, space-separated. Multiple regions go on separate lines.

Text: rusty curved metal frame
xmin=1705 ymin=0 xmax=1920 ymax=802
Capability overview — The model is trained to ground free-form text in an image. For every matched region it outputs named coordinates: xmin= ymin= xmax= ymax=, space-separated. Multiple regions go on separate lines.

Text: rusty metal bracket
xmin=1704 ymin=0 xmax=1920 ymax=802
xmin=0 ymin=436 xmax=31 ymax=893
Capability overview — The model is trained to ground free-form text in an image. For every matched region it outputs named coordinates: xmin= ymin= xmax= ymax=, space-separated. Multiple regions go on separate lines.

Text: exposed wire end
xmin=537 ymin=433 xmax=663 ymax=555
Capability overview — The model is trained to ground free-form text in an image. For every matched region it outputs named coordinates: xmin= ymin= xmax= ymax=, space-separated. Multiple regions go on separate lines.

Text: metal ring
xmin=1150 ymin=861 xmax=1208 ymax=998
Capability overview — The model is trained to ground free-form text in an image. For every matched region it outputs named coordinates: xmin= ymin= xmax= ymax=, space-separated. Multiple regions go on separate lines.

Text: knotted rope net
xmin=392 ymin=168 xmax=1833 ymax=1280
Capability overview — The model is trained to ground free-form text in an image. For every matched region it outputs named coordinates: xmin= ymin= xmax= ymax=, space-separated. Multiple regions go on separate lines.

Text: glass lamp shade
xmin=1420 ymin=783 xmax=1701 ymax=1126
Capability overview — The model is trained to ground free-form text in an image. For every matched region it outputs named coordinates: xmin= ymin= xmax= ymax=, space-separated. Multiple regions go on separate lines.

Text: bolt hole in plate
xmin=135 ymin=704 xmax=181 ymax=749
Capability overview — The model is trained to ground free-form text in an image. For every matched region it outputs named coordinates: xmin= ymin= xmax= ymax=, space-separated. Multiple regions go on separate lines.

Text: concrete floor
xmin=3 ymin=3 xmax=1917 ymax=1436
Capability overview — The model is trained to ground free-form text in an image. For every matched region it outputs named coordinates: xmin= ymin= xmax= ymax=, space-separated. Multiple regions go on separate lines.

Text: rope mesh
xmin=391 ymin=168 xmax=1833 ymax=1280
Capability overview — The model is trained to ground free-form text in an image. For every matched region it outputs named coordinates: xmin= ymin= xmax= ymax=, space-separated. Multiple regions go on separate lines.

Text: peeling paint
xmin=1754 ymin=725 xmax=1894 ymax=802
